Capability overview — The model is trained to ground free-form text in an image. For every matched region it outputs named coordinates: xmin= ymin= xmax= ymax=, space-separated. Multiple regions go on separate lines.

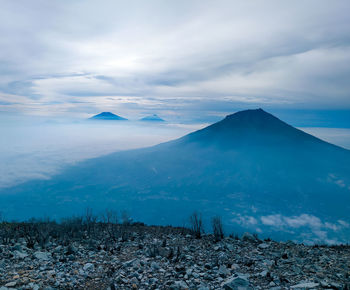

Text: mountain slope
xmin=1 ymin=109 xmax=350 ymax=243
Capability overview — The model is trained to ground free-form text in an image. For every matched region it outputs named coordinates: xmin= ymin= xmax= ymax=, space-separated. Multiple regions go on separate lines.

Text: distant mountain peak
xmin=90 ymin=112 xmax=127 ymax=120
xmin=140 ymin=114 xmax=165 ymax=122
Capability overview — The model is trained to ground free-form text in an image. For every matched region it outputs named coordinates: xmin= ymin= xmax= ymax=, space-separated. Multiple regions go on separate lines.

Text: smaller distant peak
xmin=89 ymin=112 xmax=127 ymax=120
xmin=100 ymin=112 xmax=115 ymax=116
xmin=140 ymin=114 xmax=165 ymax=122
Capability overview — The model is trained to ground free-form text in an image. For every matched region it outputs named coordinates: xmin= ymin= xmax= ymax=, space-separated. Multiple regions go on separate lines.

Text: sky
xmin=0 ymin=0 xmax=350 ymax=125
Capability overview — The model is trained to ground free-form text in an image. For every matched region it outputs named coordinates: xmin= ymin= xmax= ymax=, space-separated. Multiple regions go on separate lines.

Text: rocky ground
xmin=0 ymin=225 xmax=349 ymax=290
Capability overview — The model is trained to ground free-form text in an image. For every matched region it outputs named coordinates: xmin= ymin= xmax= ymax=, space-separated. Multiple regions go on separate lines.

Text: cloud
xmin=1 ymin=0 xmax=350 ymax=118
xmin=338 ymin=220 xmax=350 ymax=228
xmin=257 ymin=213 xmax=350 ymax=244
xmin=260 ymin=214 xmax=284 ymax=227
xmin=233 ymin=215 xmax=258 ymax=227
xmin=284 ymin=214 xmax=322 ymax=229
xmin=260 ymin=214 xmax=337 ymax=230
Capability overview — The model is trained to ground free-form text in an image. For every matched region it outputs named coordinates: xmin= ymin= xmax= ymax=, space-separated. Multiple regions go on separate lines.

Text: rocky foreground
xmin=0 ymin=224 xmax=349 ymax=290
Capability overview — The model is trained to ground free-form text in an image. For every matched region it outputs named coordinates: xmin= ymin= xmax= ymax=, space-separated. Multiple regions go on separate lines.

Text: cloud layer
xmin=1 ymin=0 xmax=350 ymax=118
xmin=233 ymin=213 xmax=350 ymax=244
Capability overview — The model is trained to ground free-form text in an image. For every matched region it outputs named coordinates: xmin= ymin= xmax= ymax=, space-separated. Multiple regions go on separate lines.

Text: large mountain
xmin=1 ymin=109 xmax=350 ymax=243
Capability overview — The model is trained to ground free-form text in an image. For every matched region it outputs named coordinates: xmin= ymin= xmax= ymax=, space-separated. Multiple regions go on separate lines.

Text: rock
xmin=53 ymin=245 xmax=62 ymax=253
xmin=123 ymin=258 xmax=137 ymax=268
xmin=28 ymin=283 xmax=40 ymax=290
xmin=171 ymin=280 xmax=188 ymax=289
xmin=258 ymin=243 xmax=269 ymax=249
xmin=34 ymin=251 xmax=51 ymax=261
xmin=130 ymin=277 xmax=138 ymax=285
xmin=222 ymin=275 xmax=252 ymax=290
xmin=0 ymin=222 xmax=348 ymax=290
xmin=158 ymin=247 xmax=171 ymax=258
xmin=218 ymin=252 xmax=229 ymax=265
xmin=218 ymin=265 xmax=230 ymax=277
xmin=83 ymin=263 xmax=95 ymax=272
xmin=242 ymin=232 xmax=257 ymax=242
xmin=5 ymin=282 xmax=16 ymax=287
xmin=13 ymin=250 xmax=28 ymax=259
xmin=151 ymin=261 xmax=160 ymax=270
xmin=66 ymin=244 xmax=77 ymax=255
xmin=290 ymin=282 xmax=320 ymax=289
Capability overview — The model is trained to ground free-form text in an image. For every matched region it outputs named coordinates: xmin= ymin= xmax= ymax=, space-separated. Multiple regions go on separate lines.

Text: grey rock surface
xmin=0 ymin=225 xmax=349 ymax=289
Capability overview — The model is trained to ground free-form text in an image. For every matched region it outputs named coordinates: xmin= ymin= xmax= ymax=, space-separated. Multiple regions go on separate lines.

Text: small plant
xmin=189 ymin=211 xmax=203 ymax=239
xmin=212 ymin=215 xmax=224 ymax=242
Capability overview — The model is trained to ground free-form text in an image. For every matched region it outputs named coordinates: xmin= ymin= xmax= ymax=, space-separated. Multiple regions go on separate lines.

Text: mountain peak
xmin=182 ymin=108 xmax=328 ymax=148
xmin=90 ymin=112 xmax=127 ymax=120
xmin=221 ymin=108 xmax=286 ymax=130
xmin=225 ymin=108 xmax=273 ymax=120
xmin=140 ymin=114 xmax=165 ymax=122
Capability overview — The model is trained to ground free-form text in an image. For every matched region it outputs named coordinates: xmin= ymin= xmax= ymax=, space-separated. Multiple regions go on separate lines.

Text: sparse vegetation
xmin=189 ymin=211 xmax=203 ymax=239
xmin=0 ymin=211 xmax=349 ymax=289
xmin=0 ymin=209 xmax=192 ymax=250
xmin=212 ymin=215 xmax=224 ymax=242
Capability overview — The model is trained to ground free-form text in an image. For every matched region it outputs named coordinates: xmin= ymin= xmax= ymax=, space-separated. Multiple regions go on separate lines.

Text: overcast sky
xmin=1 ymin=0 xmax=350 ymax=123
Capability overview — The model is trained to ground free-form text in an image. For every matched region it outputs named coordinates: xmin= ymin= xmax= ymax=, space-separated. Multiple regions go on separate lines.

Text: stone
xmin=242 ymin=232 xmax=257 ymax=242
xmin=28 ymin=283 xmax=40 ymax=290
xmin=34 ymin=251 xmax=51 ymax=261
xmin=151 ymin=261 xmax=160 ymax=270
xmin=218 ymin=265 xmax=230 ymax=277
xmin=222 ymin=275 xmax=252 ymax=290
xmin=83 ymin=263 xmax=95 ymax=272
xmin=123 ymin=258 xmax=137 ymax=268
xmin=171 ymin=280 xmax=188 ymax=289
xmin=290 ymin=282 xmax=320 ymax=289
xmin=0 ymin=222 xmax=348 ymax=290
xmin=5 ymin=281 xmax=16 ymax=287
xmin=258 ymin=243 xmax=270 ymax=249
xmin=13 ymin=250 xmax=28 ymax=259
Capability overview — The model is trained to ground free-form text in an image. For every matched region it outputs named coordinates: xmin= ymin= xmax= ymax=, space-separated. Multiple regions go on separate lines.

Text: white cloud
xmin=258 ymin=213 xmax=350 ymax=244
xmin=338 ymin=220 xmax=350 ymax=228
xmin=261 ymin=214 xmax=284 ymax=227
xmin=284 ymin=214 xmax=322 ymax=229
xmin=232 ymin=215 xmax=258 ymax=227
xmin=260 ymin=213 xmax=348 ymax=232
